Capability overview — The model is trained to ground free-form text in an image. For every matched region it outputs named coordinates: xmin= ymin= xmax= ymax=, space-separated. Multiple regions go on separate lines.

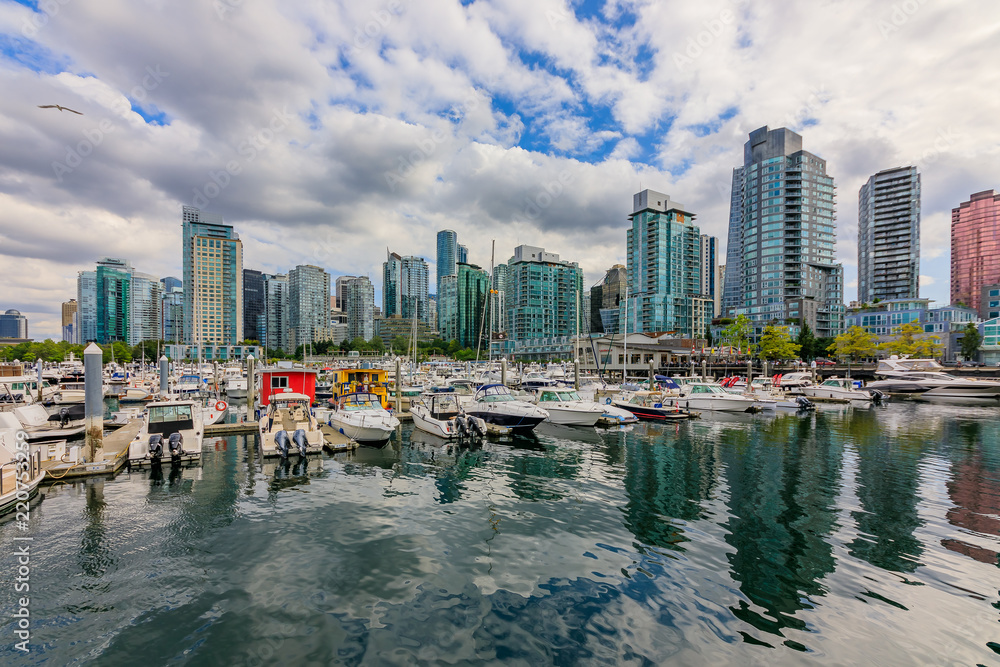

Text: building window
xmin=271 ymin=376 xmax=289 ymax=389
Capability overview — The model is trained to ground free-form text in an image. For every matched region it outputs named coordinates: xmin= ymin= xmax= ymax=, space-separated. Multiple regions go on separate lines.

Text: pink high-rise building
xmin=951 ymin=190 xmax=1000 ymax=308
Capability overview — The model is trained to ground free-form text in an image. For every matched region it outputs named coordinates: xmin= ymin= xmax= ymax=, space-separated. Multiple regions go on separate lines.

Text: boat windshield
xmin=691 ymin=384 xmax=724 ymax=394
xmin=149 ymin=404 xmax=193 ymax=423
xmin=556 ymin=390 xmax=581 ymax=401
xmin=477 ymin=385 xmax=515 ymax=402
xmin=340 ymin=393 xmax=382 ymax=410
xmin=822 ymin=379 xmax=847 ymax=387
xmin=539 ymin=391 xmax=560 ymax=402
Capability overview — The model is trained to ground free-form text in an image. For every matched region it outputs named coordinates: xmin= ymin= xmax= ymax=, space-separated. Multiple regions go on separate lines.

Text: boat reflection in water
xmin=10 ymin=402 xmax=1000 ymax=666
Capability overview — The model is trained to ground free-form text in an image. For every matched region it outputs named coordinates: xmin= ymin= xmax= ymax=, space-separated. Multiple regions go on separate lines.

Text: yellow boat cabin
xmin=327 ymin=368 xmax=391 ymax=408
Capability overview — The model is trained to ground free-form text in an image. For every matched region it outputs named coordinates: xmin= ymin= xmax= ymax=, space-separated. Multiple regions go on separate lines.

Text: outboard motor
xmin=795 ymin=396 xmax=815 ymax=410
xmin=148 ymin=434 xmax=163 ymax=460
xmin=168 ymin=432 xmax=184 ymax=456
xmin=59 ymin=407 xmax=71 ymax=428
xmin=274 ymin=430 xmax=290 ymax=458
xmin=869 ymin=389 xmax=885 ymax=406
xmin=454 ymin=414 xmax=469 ymax=438
xmin=293 ymin=429 xmax=308 ymax=457
xmin=469 ymin=416 xmax=487 ymax=439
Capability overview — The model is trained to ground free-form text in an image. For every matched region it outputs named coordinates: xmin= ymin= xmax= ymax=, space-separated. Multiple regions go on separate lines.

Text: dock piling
xmin=574 ymin=359 xmax=580 ymax=390
xmin=501 ymin=358 xmax=507 ymax=387
xmin=159 ymin=355 xmax=169 ymax=396
xmin=395 ymin=357 xmax=401 ymax=414
xmin=84 ymin=343 xmax=104 ymax=463
xmin=246 ymin=355 xmax=256 ymax=417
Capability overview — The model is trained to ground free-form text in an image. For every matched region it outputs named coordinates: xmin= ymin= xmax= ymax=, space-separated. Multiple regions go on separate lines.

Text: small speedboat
xmin=531 ymin=388 xmax=605 ymax=426
xmin=410 ymin=392 xmax=487 ymax=440
xmin=801 ymin=378 xmax=880 ymax=403
xmin=613 ymin=391 xmax=698 ymax=421
xmin=328 ymin=392 xmax=400 ymax=445
xmin=466 ymin=384 xmax=548 ymax=433
xmin=259 ymin=393 xmax=325 ymax=457
xmin=129 ymin=398 xmax=204 ymax=466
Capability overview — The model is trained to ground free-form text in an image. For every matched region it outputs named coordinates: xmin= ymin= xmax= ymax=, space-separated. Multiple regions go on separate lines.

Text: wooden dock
xmin=41 ymin=418 xmax=137 ymax=481
xmin=205 ymin=421 xmax=259 ymax=435
xmin=320 ymin=425 xmax=360 ymax=452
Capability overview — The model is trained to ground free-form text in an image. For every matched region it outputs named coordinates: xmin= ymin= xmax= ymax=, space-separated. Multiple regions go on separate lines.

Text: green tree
xmin=368 ymin=336 xmax=385 ymax=353
xmin=758 ymin=325 xmax=801 ymax=361
xmin=829 ymin=326 xmax=879 ymax=363
xmin=721 ymin=314 xmax=755 ymax=356
xmin=959 ymin=322 xmax=982 ymax=360
xmin=879 ymin=322 xmax=940 ymax=358
xmin=796 ymin=322 xmax=816 ymax=360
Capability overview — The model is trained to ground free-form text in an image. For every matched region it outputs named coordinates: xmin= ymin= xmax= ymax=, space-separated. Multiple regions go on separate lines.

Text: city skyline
xmin=3 ymin=1 xmax=999 ymax=338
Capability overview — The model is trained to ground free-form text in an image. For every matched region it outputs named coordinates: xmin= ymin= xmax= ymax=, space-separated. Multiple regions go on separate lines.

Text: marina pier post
xmin=246 ymin=355 xmax=256 ymax=417
xmin=84 ymin=342 xmax=104 ymax=463
xmin=702 ymin=359 xmax=707 ymax=380
xmin=36 ymin=358 xmax=44 ymax=402
xmin=762 ymin=360 xmax=768 ymax=381
xmin=648 ymin=359 xmax=655 ymax=390
xmin=501 ymin=358 xmax=507 ymax=387
xmin=747 ymin=359 xmax=753 ymax=384
xmin=159 ymin=355 xmax=168 ymax=395
xmin=574 ymin=359 xmax=580 ymax=390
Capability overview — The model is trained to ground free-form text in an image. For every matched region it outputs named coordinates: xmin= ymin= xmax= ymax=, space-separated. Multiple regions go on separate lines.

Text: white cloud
xmin=1 ymin=0 xmax=999 ymax=337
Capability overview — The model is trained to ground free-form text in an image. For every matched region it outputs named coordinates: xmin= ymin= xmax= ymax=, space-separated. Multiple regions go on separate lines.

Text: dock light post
xmin=84 ymin=343 xmax=104 ymax=463
xmin=159 ymin=355 xmax=169 ymax=396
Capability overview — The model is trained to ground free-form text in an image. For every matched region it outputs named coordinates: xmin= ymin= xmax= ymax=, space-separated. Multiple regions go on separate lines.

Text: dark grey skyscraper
xmin=727 ymin=126 xmax=844 ymax=337
xmin=243 ymin=269 xmax=265 ymax=343
xmin=722 ymin=167 xmax=744 ymax=317
xmin=858 ymin=166 xmax=920 ymax=303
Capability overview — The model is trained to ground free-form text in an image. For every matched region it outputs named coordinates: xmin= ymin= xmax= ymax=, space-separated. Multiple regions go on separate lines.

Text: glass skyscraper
xmin=129 ymin=271 xmax=162 ymax=345
xmin=436 ymin=230 xmax=458 ymax=295
xmin=721 ymin=168 xmax=744 ymax=317
xmin=456 ymin=263 xmax=488 ymax=349
xmin=858 ymin=166 xmax=920 ymax=303
xmin=506 ymin=245 xmax=582 ymax=348
xmin=95 ymin=257 xmax=132 ymax=344
xmin=288 ymin=264 xmax=331 ymax=350
xmin=343 ymin=276 xmax=375 ymax=341
xmin=182 ymin=205 xmax=243 ymax=345
xmin=243 ymin=269 xmax=266 ymax=344
xmin=383 ymin=252 xmax=429 ymax=324
xmin=264 ymin=273 xmax=289 ymax=353
xmin=951 ymin=190 xmax=1000 ymax=309
xmin=621 ymin=190 xmax=703 ymax=336
xmin=76 ymin=270 xmax=97 ymax=344
xmin=724 ymin=126 xmax=844 ymax=337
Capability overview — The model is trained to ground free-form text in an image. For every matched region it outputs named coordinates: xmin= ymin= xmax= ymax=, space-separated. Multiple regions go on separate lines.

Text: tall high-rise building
xmin=61 ymin=299 xmax=78 ymax=344
xmin=621 ymin=190 xmax=704 ymax=336
xmin=436 ymin=230 xmax=458 ymax=298
xmin=951 ymin=190 xmax=1000 ymax=309
xmin=383 ymin=252 xmax=430 ymax=323
xmin=77 ymin=270 xmax=97 ymax=343
xmin=182 ymin=205 xmax=243 ymax=345
xmin=161 ymin=283 xmax=184 ymax=343
xmin=722 ymin=168 xmax=744 ymax=317
xmin=458 ymin=244 xmax=468 ymax=265
xmin=724 ymin=126 xmax=844 ymax=337
xmin=95 ymin=257 xmax=132 ymax=344
xmin=593 ymin=264 xmax=627 ymax=334
xmin=456 ymin=263 xmax=488 ymax=349
xmin=490 ymin=263 xmax=508 ymax=335
xmin=288 ymin=265 xmax=331 ymax=351
xmin=343 ymin=276 xmax=375 ymax=341
xmin=699 ymin=235 xmax=719 ymax=320
xmin=161 ymin=276 xmax=182 ymax=293
xmin=506 ymin=245 xmax=583 ymax=347
xmin=858 ymin=166 xmax=921 ymax=303
xmin=243 ymin=269 xmax=265 ymax=344
xmin=334 ymin=275 xmax=356 ymax=312
xmin=264 ymin=273 xmax=289 ymax=353
xmin=0 ymin=310 xmax=28 ymax=339
xmin=129 ymin=272 xmax=162 ymax=345
xmin=438 ymin=275 xmax=458 ymax=342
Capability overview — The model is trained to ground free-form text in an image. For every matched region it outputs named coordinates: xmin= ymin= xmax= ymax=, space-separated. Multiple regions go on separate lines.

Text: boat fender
xmin=148 ymin=434 xmax=163 ymax=460
xmin=293 ymin=429 xmax=308 ymax=457
xmin=274 ymin=430 xmax=290 ymax=458
xmin=168 ymin=432 xmax=184 ymax=456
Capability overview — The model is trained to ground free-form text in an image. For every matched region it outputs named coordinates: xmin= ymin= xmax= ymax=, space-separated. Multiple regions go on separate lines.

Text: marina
xmin=1 ymin=401 xmax=998 ymax=663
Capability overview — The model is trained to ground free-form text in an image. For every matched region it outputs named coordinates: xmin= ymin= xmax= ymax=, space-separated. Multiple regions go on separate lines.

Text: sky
xmin=1 ymin=0 xmax=999 ymax=340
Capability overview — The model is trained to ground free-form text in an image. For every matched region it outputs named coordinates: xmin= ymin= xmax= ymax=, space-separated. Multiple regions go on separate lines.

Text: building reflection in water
xmin=942 ymin=419 xmax=1000 ymax=566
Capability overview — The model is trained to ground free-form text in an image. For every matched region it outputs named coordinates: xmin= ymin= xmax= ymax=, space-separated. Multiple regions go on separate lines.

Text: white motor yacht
xmin=410 ymin=392 xmax=487 ymax=440
xmin=129 ymin=399 xmax=204 ymax=466
xmin=0 ymin=429 xmax=45 ymax=516
xmin=531 ymin=388 xmax=605 ymax=426
xmin=867 ymin=358 xmax=1000 ymax=399
xmin=663 ymin=382 xmax=760 ymax=413
xmin=224 ymin=368 xmax=248 ymax=399
xmin=801 ymin=378 xmax=877 ymax=403
xmin=466 ymin=384 xmax=549 ymax=433
xmin=0 ymin=405 xmax=85 ymax=442
xmin=259 ymin=393 xmax=326 ymax=457
xmin=327 ymin=392 xmax=400 ymax=445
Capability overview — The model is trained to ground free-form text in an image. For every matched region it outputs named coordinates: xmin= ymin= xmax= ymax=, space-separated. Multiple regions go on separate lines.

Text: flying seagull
xmin=38 ymin=104 xmax=83 ymax=115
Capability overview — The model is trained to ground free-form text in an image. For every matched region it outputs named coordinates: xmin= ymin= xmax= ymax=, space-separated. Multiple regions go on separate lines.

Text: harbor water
xmin=2 ymin=401 xmax=1000 ymax=664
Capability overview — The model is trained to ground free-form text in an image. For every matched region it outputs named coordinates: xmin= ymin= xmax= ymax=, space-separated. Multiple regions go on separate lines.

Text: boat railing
xmin=0 ymin=449 xmax=41 ymax=497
